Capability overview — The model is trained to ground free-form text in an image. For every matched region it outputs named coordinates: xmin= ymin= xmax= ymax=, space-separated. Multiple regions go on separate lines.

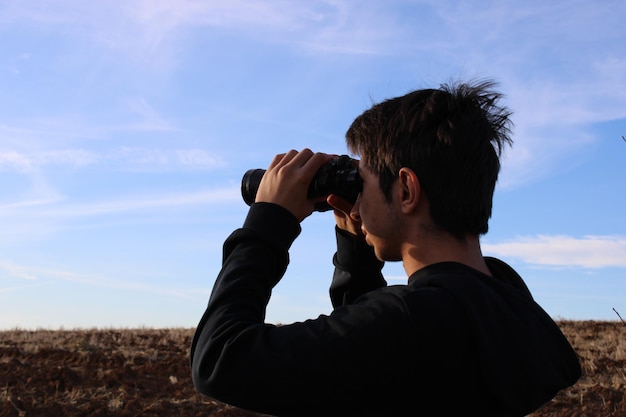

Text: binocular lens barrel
xmin=241 ymin=169 xmax=266 ymax=207
xmin=240 ymin=155 xmax=362 ymax=212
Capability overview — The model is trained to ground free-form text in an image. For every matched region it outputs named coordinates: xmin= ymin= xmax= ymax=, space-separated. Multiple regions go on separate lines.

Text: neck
xmin=402 ymin=232 xmax=491 ymax=278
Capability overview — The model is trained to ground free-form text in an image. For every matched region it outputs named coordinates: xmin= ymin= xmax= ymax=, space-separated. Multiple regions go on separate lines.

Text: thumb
xmin=327 ymin=194 xmax=353 ymax=215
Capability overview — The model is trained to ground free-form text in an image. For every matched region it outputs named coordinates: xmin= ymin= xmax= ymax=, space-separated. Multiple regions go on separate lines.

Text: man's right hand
xmin=327 ymin=193 xmax=363 ymax=238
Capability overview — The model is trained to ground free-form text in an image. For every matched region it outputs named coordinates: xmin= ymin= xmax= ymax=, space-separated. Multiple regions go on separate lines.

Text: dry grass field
xmin=1 ymin=321 xmax=624 ymax=416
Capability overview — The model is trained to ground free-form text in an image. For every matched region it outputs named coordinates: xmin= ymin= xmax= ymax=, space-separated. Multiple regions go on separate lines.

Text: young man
xmin=190 ymin=80 xmax=581 ymax=416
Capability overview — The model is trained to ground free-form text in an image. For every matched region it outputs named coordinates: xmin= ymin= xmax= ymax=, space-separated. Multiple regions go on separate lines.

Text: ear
xmin=397 ymin=167 xmax=420 ymax=214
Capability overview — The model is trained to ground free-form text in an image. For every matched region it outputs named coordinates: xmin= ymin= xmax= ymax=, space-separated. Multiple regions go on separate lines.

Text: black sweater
xmin=191 ymin=203 xmax=581 ymax=416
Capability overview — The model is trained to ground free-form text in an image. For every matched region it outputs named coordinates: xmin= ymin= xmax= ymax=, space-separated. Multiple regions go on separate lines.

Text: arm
xmin=330 ymin=226 xmax=386 ymax=307
xmin=190 ymin=203 xmax=416 ymax=416
xmin=190 ymin=202 xmax=300 ymax=400
xmin=326 ymin=193 xmax=386 ymax=307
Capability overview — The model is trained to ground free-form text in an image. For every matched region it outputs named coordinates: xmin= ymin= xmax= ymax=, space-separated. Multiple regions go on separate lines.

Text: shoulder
xmin=339 ymin=283 xmax=470 ymax=338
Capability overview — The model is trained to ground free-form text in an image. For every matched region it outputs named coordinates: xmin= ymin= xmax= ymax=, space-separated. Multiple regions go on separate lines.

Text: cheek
xmin=359 ymin=198 xmax=375 ymax=226
xmin=360 ymin=203 xmax=382 ymax=234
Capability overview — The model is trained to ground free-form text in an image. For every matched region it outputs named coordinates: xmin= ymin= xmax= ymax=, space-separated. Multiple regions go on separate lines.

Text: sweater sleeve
xmin=330 ymin=227 xmax=386 ymax=307
xmin=189 ymin=204 xmax=418 ymax=417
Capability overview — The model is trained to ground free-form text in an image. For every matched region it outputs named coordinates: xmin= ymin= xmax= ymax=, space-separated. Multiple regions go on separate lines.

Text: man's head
xmin=346 ymin=80 xmax=513 ymax=239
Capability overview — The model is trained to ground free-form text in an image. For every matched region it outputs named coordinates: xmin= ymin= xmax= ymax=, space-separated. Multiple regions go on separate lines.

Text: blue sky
xmin=1 ymin=0 xmax=625 ymax=329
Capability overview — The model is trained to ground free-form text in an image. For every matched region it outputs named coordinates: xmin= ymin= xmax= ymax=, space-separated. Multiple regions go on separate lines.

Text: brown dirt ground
xmin=0 ymin=321 xmax=624 ymax=416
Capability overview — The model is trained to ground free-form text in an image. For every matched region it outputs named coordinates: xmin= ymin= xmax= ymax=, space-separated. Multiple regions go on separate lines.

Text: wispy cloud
xmin=117 ymin=0 xmax=404 ymax=56
xmin=483 ymin=235 xmax=626 ymax=269
xmin=2 ymin=1 xmax=405 ymax=60
xmin=175 ymin=149 xmax=225 ymax=168
xmin=0 ymin=282 xmax=54 ymax=294
xmin=418 ymin=2 xmax=626 ymax=189
xmin=0 ymin=147 xmax=225 ymax=173
xmin=0 ymin=150 xmax=33 ymax=172
xmin=69 ymin=187 xmax=236 ymax=216
xmin=0 ymin=260 xmax=39 ymax=280
xmin=111 ymin=147 xmax=226 ymax=170
xmin=5 ymin=187 xmax=240 ymax=218
xmin=0 ymin=259 xmax=209 ymax=299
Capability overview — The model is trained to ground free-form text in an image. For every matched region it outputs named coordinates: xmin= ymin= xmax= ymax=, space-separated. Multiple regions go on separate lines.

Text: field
xmin=1 ymin=321 xmax=624 ymax=416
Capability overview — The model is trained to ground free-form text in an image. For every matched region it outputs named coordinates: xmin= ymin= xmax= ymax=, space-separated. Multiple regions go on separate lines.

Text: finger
xmin=267 ymin=150 xmax=298 ymax=171
xmin=287 ymin=150 xmax=329 ymax=182
xmin=287 ymin=148 xmax=315 ymax=169
xmin=305 ymin=151 xmax=331 ymax=170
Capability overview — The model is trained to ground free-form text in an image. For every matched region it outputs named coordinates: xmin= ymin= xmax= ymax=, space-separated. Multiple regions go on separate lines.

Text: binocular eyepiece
xmin=241 ymin=155 xmax=362 ymax=212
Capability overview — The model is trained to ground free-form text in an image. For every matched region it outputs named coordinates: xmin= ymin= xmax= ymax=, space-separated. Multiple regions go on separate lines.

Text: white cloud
xmin=483 ymin=235 xmax=626 ymax=269
xmin=0 ymin=149 xmax=97 ymax=172
xmin=0 ymin=260 xmax=39 ymax=280
xmin=0 ymin=151 xmax=33 ymax=172
xmin=2 ymin=1 xmax=405 ymax=60
xmin=38 ymin=187 xmax=240 ymax=218
xmin=0 ymin=282 xmax=54 ymax=294
xmin=176 ymin=149 xmax=225 ymax=168
xmin=0 ymin=147 xmax=225 ymax=172
xmin=117 ymin=0 xmax=400 ymax=55
xmin=113 ymin=147 xmax=170 ymax=166
xmin=0 ymin=258 xmax=210 ymax=300
xmin=416 ymin=2 xmax=626 ymax=190
xmin=110 ymin=147 xmax=226 ymax=170
xmin=38 ymin=149 xmax=99 ymax=167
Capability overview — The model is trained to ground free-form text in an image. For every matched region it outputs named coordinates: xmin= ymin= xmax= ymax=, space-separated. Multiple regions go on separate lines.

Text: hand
xmin=255 ymin=149 xmax=332 ymax=222
xmin=327 ymin=193 xmax=363 ymax=238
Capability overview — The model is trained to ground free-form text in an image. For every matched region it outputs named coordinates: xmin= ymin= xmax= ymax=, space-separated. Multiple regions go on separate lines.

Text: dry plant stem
xmin=613 ymin=308 xmax=626 ymax=325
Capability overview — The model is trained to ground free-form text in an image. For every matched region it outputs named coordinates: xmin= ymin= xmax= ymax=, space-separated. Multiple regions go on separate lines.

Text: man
xmin=190 ymin=80 xmax=581 ymax=416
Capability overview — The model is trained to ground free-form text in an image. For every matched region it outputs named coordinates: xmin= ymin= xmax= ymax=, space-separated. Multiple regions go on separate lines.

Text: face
xmin=351 ymin=161 xmax=403 ymax=262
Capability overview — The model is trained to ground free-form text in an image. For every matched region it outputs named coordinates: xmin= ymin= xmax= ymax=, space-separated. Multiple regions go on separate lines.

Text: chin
xmin=373 ymin=247 xmax=401 ymax=263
